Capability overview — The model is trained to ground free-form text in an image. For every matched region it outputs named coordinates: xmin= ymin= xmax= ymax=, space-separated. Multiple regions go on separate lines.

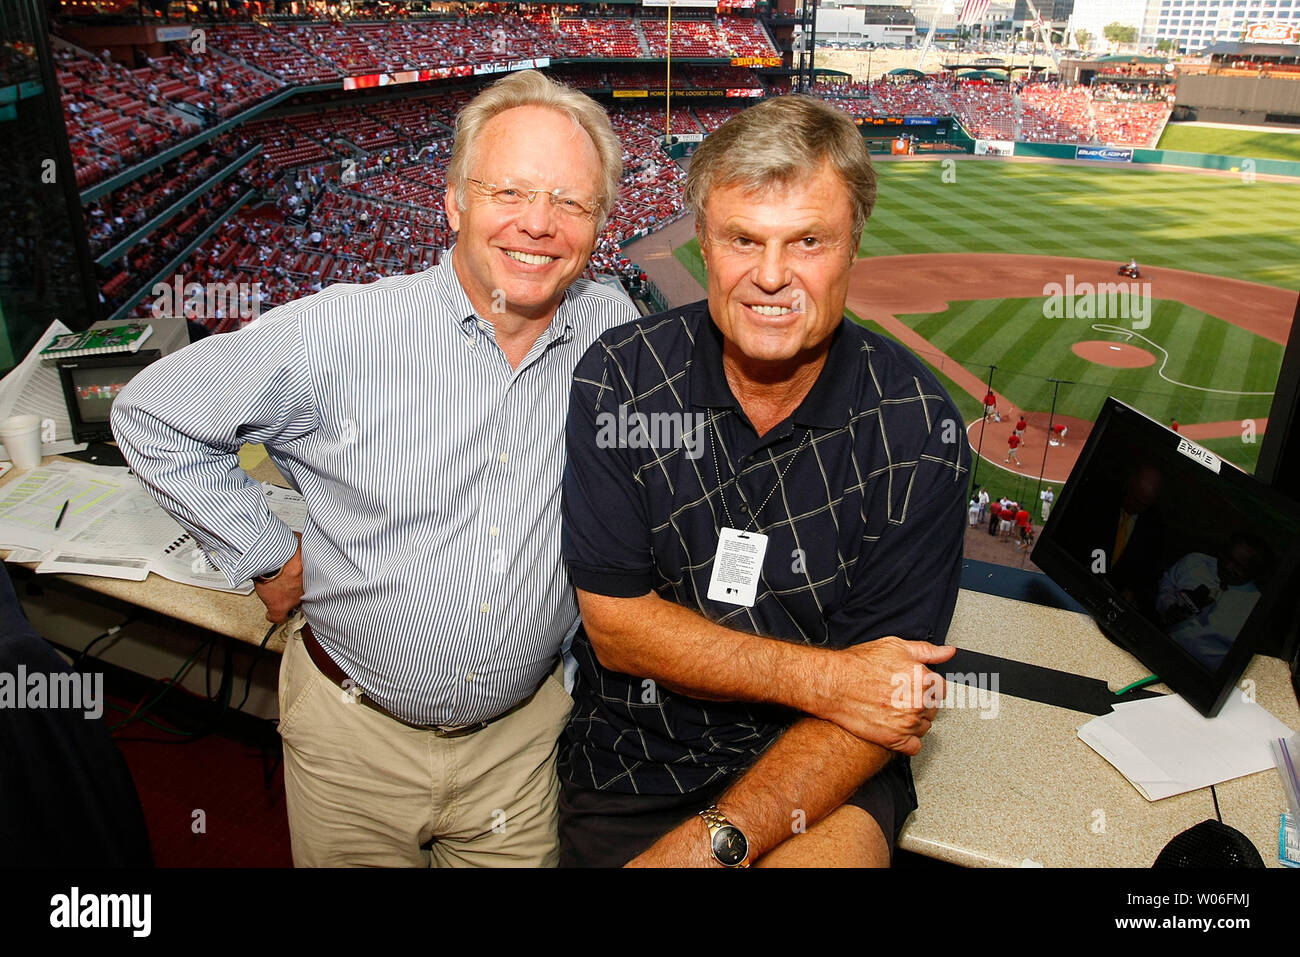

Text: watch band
xmin=255 ymin=564 xmax=285 ymax=584
xmin=699 ymin=805 xmax=750 ymax=868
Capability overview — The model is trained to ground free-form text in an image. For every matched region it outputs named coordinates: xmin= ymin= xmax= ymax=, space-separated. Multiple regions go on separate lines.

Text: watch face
xmin=711 ymin=825 xmax=748 ymax=867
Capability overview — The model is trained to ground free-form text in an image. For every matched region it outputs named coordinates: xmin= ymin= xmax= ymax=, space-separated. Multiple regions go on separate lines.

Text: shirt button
xmin=489 ymin=526 xmax=499 ymax=537
xmin=466 ymin=673 xmax=475 ymax=682
xmin=480 ymin=602 xmax=490 ymax=614
xmin=498 ymin=452 xmax=508 ymax=464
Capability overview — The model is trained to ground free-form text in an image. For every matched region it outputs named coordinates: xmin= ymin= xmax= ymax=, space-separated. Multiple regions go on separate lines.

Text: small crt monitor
xmin=56 ymin=350 xmax=162 ymax=445
xmin=1032 ymin=398 xmax=1300 ymax=717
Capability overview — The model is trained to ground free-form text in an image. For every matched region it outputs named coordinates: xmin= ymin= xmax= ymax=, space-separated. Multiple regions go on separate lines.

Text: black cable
xmin=74 ymin=614 xmax=139 ymax=666
xmin=1211 ymin=785 xmax=1223 ymax=823
xmin=235 ymin=622 xmax=280 ymax=712
xmin=205 ymin=638 xmax=216 ymax=701
xmin=110 ymin=637 xmax=214 ymax=734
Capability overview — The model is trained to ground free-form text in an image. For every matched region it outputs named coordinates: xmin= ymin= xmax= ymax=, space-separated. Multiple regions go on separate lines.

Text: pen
xmin=55 ymin=499 xmax=69 ymax=530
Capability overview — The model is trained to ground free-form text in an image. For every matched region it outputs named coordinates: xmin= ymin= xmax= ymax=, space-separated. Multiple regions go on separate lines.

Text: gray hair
xmin=684 ymin=95 xmax=877 ymax=244
xmin=446 ymin=69 xmax=622 ymax=230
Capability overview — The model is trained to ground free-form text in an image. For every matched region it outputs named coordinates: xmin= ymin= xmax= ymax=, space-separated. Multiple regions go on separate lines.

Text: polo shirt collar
xmin=689 ymin=304 xmax=857 ymax=429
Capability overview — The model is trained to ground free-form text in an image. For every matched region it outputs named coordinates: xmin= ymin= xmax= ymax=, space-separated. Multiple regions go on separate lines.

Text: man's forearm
xmin=579 ymin=589 xmax=830 ymax=715
xmin=721 ymin=717 xmax=891 ymax=860
xmin=629 ymin=716 xmax=891 ymax=866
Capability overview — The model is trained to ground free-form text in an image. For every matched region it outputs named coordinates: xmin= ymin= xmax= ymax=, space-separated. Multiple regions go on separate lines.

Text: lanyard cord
xmin=708 ymin=408 xmax=809 ymax=533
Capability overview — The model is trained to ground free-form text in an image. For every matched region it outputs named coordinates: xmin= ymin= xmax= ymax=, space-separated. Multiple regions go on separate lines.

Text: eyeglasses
xmin=465 ymin=178 xmax=602 ymax=222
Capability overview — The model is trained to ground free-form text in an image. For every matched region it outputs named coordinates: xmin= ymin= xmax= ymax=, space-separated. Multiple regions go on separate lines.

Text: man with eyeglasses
xmin=559 ymin=96 xmax=968 ymax=867
xmin=112 ymin=71 xmax=637 ymax=866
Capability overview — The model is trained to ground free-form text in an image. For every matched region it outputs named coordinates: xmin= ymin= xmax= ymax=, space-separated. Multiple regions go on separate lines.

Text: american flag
xmin=958 ymin=0 xmax=991 ymax=24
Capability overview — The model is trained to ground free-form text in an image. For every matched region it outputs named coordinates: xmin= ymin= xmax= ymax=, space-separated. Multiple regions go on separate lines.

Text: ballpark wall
xmin=1173 ymin=75 xmax=1300 ymax=116
xmin=1010 ymin=141 xmax=1300 ymax=177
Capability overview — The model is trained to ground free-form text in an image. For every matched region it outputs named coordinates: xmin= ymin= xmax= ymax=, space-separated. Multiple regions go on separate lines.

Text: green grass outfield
xmin=1156 ymin=123 xmax=1300 ymax=163
xmin=675 ymin=161 xmax=1300 ymax=289
xmin=672 ymin=160 xmax=1297 ymax=483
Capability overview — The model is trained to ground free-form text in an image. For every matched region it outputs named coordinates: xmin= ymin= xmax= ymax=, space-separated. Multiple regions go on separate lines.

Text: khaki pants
xmin=276 ymin=627 xmax=572 ymax=867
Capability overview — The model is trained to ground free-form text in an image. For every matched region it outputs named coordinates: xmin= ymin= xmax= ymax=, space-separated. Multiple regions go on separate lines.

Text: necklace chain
xmin=708 ymin=409 xmax=809 ymax=533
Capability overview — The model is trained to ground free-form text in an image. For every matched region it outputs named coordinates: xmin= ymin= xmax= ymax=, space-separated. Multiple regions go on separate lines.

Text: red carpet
xmin=111 ymin=698 xmax=292 ymax=868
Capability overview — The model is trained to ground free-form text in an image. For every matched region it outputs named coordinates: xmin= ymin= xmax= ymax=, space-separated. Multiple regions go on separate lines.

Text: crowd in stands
xmin=692 ymin=106 xmax=743 ymax=132
xmin=546 ymin=17 xmax=642 ymax=59
xmin=99 ymin=176 xmax=251 ymax=312
xmin=1018 ymin=84 xmax=1093 ymax=144
xmin=640 ymin=18 xmax=773 ymax=58
xmin=862 ymin=78 xmax=951 ymax=116
xmin=55 ymin=15 xmax=773 ymax=189
xmin=948 ymin=83 xmax=1018 ymax=140
xmin=85 ymin=131 xmax=252 ymax=256
xmin=1018 ymin=82 xmax=1172 ymax=147
xmin=63 ymin=11 xmax=1189 ymax=325
xmin=58 ymin=48 xmax=193 ymax=187
xmin=549 ymin=65 xmax=761 ymax=91
xmin=102 ymin=91 xmax=710 ymax=325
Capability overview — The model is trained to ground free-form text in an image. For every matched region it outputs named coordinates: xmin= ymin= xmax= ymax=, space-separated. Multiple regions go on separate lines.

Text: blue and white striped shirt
xmin=112 ymin=250 xmax=638 ymax=725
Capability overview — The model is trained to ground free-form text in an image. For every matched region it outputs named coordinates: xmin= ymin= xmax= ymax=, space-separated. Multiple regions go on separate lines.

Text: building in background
xmin=1068 ymin=0 xmax=1150 ymax=50
xmin=810 ymin=2 xmax=920 ymax=43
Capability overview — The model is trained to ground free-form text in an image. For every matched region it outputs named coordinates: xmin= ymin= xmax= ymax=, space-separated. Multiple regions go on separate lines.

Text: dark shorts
xmin=558 ymin=758 xmax=917 ymax=868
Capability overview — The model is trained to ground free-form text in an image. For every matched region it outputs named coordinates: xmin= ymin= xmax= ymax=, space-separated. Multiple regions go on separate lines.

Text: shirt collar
xmin=689 ymin=302 xmax=857 ymax=429
xmin=429 ymin=243 xmax=575 ymax=346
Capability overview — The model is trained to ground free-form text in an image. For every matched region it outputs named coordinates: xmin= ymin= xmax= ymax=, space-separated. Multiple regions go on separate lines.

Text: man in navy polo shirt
xmin=559 ymin=96 xmax=970 ymax=867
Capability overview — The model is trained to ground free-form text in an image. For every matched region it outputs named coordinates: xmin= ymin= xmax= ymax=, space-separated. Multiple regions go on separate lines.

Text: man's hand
xmin=253 ymin=533 xmax=303 ymax=624
xmin=807 ymin=637 xmax=955 ymax=754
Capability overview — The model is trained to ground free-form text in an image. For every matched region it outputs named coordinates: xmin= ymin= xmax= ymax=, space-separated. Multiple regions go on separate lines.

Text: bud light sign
xmin=1076 ymin=146 xmax=1134 ymax=162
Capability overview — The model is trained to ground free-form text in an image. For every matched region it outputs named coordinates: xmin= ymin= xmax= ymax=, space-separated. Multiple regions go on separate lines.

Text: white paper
xmin=1078 ymin=692 xmax=1296 ymax=801
xmin=0 ymin=320 xmax=87 ymax=459
xmin=263 ymin=483 xmax=307 ymax=531
xmin=0 ymin=462 xmax=133 ymax=552
xmin=5 ymin=461 xmax=305 ymax=596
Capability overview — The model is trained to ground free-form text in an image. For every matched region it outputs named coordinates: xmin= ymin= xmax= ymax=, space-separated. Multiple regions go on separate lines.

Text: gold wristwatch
xmin=699 ymin=805 xmax=750 ymax=868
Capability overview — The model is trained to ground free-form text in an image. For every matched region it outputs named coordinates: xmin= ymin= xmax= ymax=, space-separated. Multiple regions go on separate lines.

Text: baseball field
xmin=673 ymin=158 xmax=1300 ymax=506
xmin=1155 ymin=123 xmax=1300 ymax=163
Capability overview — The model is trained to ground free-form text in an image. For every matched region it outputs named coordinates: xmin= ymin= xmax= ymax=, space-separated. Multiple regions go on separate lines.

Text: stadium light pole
xmin=970 ymin=363 xmax=996 ymax=493
xmin=666 ymin=1 xmax=673 ymax=141
xmin=1035 ymin=377 xmax=1072 ymax=518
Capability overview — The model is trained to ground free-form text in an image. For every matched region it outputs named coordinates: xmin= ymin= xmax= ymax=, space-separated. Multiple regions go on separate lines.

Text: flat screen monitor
xmin=1032 ymin=398 xmax=1300 ymax=717
xmin=56 ymin=350 xmax=162 ymax=445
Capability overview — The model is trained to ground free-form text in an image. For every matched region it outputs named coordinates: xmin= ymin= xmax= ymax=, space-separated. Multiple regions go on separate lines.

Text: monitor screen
xmin=57 ymin=350 xmax=162 ymax=444
xmin=1032 ymin=398 xmax=1300 ymax=717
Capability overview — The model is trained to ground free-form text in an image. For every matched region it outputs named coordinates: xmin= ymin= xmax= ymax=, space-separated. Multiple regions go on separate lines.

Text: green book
xmin=40 ymin=323 xmax=154 ymax=361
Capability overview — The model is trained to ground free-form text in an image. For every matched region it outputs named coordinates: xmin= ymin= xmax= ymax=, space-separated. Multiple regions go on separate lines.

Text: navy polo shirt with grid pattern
xmin=560 ymin=300 xmax=970 ymax=796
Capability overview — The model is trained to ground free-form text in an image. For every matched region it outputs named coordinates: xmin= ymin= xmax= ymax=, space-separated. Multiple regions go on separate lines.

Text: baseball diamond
xmin=666 ymin=157 xmax=1298 ymax=502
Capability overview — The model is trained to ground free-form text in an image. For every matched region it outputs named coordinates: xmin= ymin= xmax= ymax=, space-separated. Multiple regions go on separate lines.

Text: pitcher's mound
xmin=1072 ymin=340 xmax=1155 ymax=368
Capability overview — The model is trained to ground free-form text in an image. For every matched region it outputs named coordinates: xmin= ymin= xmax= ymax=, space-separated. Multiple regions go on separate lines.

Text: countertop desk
xmin=4 ymin=458 xmax=1296 ymax=868
xmin=904 ymin=589 xmax=1298 ymax=868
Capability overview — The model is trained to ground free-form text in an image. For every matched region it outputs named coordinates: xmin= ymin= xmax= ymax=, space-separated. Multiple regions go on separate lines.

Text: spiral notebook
xmin=39 ymin=322 xmax=154 ymax=361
